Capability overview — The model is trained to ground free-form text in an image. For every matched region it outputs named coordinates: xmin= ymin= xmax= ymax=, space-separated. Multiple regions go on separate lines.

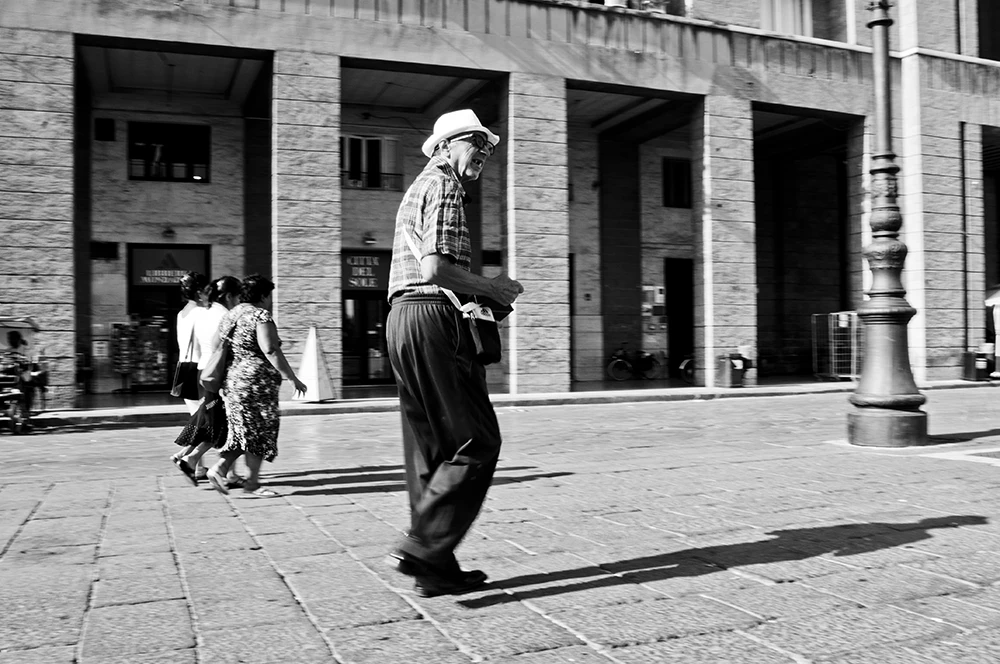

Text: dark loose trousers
xmin=386 ymin=294 xmax=502 ymax=566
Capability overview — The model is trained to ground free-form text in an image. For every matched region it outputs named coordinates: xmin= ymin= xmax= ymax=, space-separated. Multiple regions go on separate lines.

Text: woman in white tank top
xmin=174 ymin=272 xmax=209 ymax=416
xmin=172 ymin=276 xmax=243 ymax=487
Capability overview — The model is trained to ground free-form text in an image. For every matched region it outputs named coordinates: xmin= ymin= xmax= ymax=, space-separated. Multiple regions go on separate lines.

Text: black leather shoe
xmin=414 ymin=569 xmax=488 ymax=598
xmin=389 ymin=551 xmax=488 ymax=587
xmin=388 ymin=550 xmax=427 ymax=577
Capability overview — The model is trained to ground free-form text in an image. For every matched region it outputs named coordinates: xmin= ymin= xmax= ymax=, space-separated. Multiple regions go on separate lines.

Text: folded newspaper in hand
xmin=459 ymin=294 xmax=513 ymax=322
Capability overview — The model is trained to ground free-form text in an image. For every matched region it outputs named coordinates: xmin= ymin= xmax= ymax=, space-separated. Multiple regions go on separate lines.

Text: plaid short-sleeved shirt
xmin=388 ymin=156 xmax=471 ymax=302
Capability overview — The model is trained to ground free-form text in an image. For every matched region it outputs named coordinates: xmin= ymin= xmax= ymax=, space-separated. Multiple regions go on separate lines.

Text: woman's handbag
xmin=199 ymin=335 xmax=231 ymax=394
xmin=170 ymin=327 xmax=200 ymax=399
xmin=403 ymin=230 xmax=510 ymax=366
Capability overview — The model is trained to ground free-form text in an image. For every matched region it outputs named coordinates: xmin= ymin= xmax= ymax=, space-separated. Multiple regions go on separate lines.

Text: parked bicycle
xmin=606 ymin=343 xmax=661 ymax=381
xmin=678 ymin=355 xmax=695 ymax=384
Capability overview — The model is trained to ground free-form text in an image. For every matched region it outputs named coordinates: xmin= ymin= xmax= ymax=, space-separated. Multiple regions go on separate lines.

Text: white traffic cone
xmin=294 ymin=326 xmax=335 ymax=402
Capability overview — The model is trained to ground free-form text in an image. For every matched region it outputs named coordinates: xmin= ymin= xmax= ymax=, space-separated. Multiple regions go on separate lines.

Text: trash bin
xmin=962 ymin=351 xmax=991 ymax=382
xmin=718 ymin=353 xmax=750 ymax=388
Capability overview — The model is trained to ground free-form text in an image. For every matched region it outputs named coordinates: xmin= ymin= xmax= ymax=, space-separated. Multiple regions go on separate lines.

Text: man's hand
xmin=489 ymin=275 xmax=524 ymax=306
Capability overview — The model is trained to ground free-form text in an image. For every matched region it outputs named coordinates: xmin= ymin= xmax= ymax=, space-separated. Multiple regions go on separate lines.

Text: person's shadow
xmin=460 ymin=515 xmax=988 ymax=608
xmin=265 ymin=464 xmax=574 ymax=496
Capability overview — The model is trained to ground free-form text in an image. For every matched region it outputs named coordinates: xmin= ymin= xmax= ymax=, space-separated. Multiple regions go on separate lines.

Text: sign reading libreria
xmin=342 ymin=251 xmax=390 ymax=290
xmin=130 ymin=246 xmax=208 ymax=286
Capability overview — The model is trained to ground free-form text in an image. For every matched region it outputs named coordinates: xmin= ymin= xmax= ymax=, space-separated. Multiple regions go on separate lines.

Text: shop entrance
xmin=342 ymin=250 xmax=393 ymax=385
xmin=343 ymin=293 xmax=391 ymax=385
xmin=125 ymin=244 xmax=210 ymax=391
xmin=125 ymin=286 xmax=178 ymax=391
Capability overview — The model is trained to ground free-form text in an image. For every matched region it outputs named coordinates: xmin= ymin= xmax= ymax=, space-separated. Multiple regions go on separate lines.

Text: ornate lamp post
xmin=847 ymin=1 xmax=928 ymax=447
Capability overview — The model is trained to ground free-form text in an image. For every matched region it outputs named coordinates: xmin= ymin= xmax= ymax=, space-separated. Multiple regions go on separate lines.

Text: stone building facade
xmin=2 ymin=0 xmax=999 ymax=408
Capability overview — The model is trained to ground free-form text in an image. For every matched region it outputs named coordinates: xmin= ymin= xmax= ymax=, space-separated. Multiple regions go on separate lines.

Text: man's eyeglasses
xmin=451 ymin=132 xmax=495 ymax=156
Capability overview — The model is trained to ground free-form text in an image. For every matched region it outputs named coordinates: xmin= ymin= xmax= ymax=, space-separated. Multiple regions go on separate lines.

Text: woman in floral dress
xmin=206 ymin=274 xmax=306 ymax=497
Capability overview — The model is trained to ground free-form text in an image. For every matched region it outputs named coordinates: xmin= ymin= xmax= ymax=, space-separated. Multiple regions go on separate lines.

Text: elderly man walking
xmin=385 ymin=109 xmax=524 ymax=597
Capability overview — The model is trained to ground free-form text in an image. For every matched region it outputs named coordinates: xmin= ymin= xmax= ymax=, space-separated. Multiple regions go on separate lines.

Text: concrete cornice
xmin=897 ymin=45 xmax=1000 ymax=68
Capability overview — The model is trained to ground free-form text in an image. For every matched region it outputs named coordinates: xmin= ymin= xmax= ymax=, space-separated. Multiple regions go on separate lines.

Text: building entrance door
xmin=126 ymin=244 xmax=210 ymax=391
xmin=126 ymin=286 xmax=179 ymax=390
xmin=665 ymin=257 xmax=694 ymax=378
xmin=342 ymin=293 xmax=392 ymax=385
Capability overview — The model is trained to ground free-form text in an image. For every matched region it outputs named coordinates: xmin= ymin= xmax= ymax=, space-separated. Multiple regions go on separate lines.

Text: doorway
xmin=664 ymin=257 xmax=694 ymax=378
xmin=343 ymin=293 xmax=392 ymax=385
xmin=126 ymin=243 xmax=210 ymax=391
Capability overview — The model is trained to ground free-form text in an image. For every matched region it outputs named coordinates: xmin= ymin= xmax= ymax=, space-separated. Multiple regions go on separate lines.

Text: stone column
xmin=502 ymin=73 xmax=570 ymax=394
xmin=961 ymin=123 xmax=986 ymax=350
xmin=272 ymin=51 xmax=342 ymax=399
xmin=894 ymin=54 xmax=927 ymax=382
xmin=0 ymin=28 xmax=75 ymax=407
xmin=846 ymin=117 xmax=872 ymax=311
xmin=896 ymin=0 xmax=968 ymax=54
xmin=690 ymin=95 xmax=757 ymax=387
xmin=898 ymin=72 xmax=983 ymax=378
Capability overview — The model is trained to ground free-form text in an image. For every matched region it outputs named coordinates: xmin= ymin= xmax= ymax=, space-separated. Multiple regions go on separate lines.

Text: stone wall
xmin=814 ymin=0 xmax=849 ymax=43
xmin=903 ymin=104 xmax=984 ymax=379
xmin=272 ymin=51 xmax=343 ymax=399
xmin=896 ymin=55 xmax=991 ymax=380
xmin=898 ymin=0 xmax=961 ymax=53
xmin=503 ymin=73 xmax=570 ymax=393
xmin=340 ymin=111 xmax=426 ymax=255
xmin=2 ymin=0 xmax=996 ymax=394
xmin=86 ymin=107 xmax=245 ymax=394
xmin=0 ymin=28 xmax=76 ymax=407
xmin=568 ymin=127 xmax=603 ymax=382
xmin=691 ymin=95 xmax=757 ymax=387
xmin=88 ymin=110 xmax=245 ymax=309
xmin=690 ymin=0 xmax=759 ymax=29
xmin=338 ymin=108 xmax=506 ymax=257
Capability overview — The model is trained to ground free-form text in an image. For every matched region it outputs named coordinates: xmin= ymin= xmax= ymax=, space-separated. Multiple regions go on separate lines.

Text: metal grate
xmin=812 ymin=312 xmax=863 ymax=380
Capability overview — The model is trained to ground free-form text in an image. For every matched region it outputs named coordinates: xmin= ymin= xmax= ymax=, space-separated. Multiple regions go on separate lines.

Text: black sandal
xmin=173 ymin=457 xmax=199 ymax=486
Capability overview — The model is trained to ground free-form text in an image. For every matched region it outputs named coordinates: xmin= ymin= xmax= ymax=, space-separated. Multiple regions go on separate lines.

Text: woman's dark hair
xmin=7 ymin=331 xmax=24 ymax=349
xmin=179 ymin=271 xmax=209 ymax=302
xmin=207 ymin=276 xmax=242 ymax=304
xmin=240 ymin=273 xmax=275 ymax=304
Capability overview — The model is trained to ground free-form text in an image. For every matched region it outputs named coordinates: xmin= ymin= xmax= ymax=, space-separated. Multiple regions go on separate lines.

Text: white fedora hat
xmin=421 ymin=109 xmax=500 ymax=158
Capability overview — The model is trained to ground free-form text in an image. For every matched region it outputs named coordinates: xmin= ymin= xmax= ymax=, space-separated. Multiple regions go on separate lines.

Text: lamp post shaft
xmin=847 ymin=1 xmax=928 ymax=447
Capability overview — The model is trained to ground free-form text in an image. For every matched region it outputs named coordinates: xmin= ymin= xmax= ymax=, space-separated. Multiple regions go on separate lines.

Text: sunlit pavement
xmin=4 ymin=387 xmax=1000 ymax=663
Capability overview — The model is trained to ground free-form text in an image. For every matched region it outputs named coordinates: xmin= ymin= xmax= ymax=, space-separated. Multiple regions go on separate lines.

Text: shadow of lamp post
xmin=847 ymin=1 xmax=928 ymax=447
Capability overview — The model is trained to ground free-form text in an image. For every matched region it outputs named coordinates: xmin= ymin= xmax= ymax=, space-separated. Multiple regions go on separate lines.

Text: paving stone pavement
xmin=3 ymin=387 xmax=1000 ymax=663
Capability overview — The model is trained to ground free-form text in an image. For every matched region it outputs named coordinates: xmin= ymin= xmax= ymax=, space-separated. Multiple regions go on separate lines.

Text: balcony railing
xmin=341 ymin=172 xmax=404 ymax=191
xmin=591 ymin=0 xmax=684 ymax=15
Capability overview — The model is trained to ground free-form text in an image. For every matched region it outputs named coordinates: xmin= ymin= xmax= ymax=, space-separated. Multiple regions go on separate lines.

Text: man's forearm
xmin=423 ymin=257 xmax=495 ymax=298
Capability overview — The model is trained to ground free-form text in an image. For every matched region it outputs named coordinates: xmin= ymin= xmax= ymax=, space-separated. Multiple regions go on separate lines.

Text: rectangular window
xmin=127 ymin=122 xmax=211 ymax=183
xmin=662 ymin=158 xmax=692 ymax=208
xmin=761 ymin=0 xmax=813 ymax=37
xmin=340 ymin=136 xmax=402 ymax=191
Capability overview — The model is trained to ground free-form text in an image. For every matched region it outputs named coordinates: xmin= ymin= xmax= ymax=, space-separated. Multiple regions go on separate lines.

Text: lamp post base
xmin=847 ymin=408 xmax=929 ymax=447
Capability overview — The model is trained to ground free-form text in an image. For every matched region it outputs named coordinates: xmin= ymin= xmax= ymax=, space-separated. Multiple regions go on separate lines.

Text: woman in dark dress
xmin=206 ymin=274 xmax=306 ymax=497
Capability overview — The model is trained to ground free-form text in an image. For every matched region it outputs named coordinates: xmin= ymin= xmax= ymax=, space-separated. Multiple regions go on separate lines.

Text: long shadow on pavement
xmin=931 ymin=428 xmax=1000 ymax=443
xmin=268 ymin=465 xmax=407 ymax=478
xmin=265 ymin=464 xmax=573 ymax=496
xmin=460 ymin=515 xmax=988 ymax=608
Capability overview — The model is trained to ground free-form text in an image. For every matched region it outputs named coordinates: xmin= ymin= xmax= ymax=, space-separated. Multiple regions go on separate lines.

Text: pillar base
xmin=847 ymin=407 xmax=929 ymax=447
